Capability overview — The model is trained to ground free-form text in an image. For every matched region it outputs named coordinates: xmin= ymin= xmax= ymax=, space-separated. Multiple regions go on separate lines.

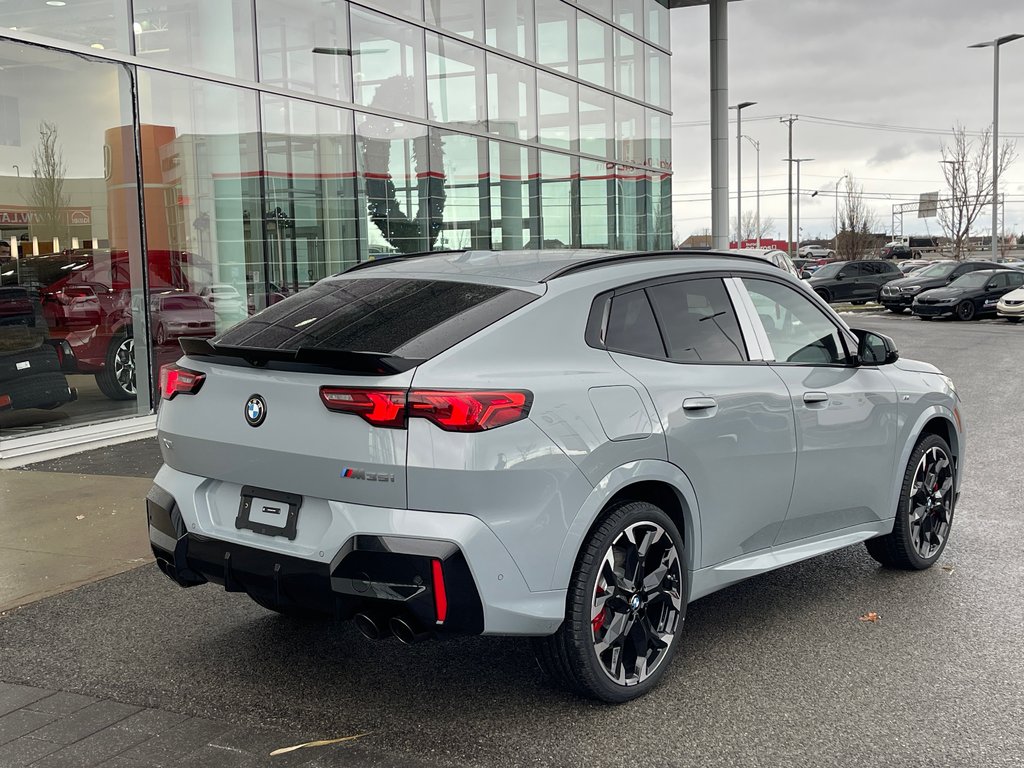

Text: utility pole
xmin=792 ymin=158 xmax=814 ymax=256
xmin=743 ymin=135 xmax=761 ymax=248
xmin=780 ymin=115 xmax=798 ymax=255
xmin=731 ymin=102 xmax=756 ymax=248
xmin=833 ymin=174 xmax=847 ymax=253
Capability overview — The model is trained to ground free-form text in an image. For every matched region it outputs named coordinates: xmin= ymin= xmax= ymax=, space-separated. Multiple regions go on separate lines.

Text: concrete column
xmin=709 ymin=0 xmax=729 ymax=250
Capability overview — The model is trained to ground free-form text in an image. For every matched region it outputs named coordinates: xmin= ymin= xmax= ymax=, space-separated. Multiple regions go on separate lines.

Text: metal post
xmin=709 ymin=0 xmax=729 ymax=250
xmin=780 ymin=115 xmax=797 ymax=255
xmin=992 ymin=44 xmax=1000 ymax=258
xmin=792 ymin=158 xmax=813 ymax=257
xmin=731 ymin=101 xmax=755 ymax=248
xmin=834 ymin=174 xmax=846 ymax=253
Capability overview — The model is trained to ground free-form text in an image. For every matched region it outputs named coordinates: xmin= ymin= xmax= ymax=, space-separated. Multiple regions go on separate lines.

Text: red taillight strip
xmin=431 ymin=559 xmax=448 ymax=624
xmin=319 ymin=387 xmax=407 ymax=428
xmin=159 ymin=364 xmax=206 ymax=401
xmin=319 ymin=387 xmax=532 ymax=432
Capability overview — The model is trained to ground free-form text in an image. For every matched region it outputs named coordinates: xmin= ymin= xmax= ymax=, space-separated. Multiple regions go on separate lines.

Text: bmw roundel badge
xmin=245 ymin=394 xmax=267 ymax=427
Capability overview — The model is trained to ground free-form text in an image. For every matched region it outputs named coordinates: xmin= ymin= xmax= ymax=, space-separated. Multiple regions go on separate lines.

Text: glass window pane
xmin=646 ymin=0 xmax=670 ymax=48
xmin=260 ymin=96 xmax=359 ymax=306
xmin=616 ymin=97 xmax=645 ymax=163
xmin=648 ymin=108 xmax=671 ymax=172
xmin=614 ymin=0 xmax=643 ymax=33
xmin=484 ymin=0 xmax=535 ymax=59
xmin=651 ymin=173 xmax=672 ymax=250
xmin=577 ymin=14 xmax=612 ymax=88
xmin=743 ymin=279 xmax=852 ymax=365
xmin=588 ymin=0 xmax=613 ymax=21
xmin=489 ymin=142 xmax=539 ymax=250
xmin=256 ymin=0 xmax=351 ymax=102
xmin=426 ymin=0 xmax=483 ymax=40
xmin=133 ymin=0 xmax=255 ymax=79
xmin=487 ymin=54 xmax=537 ymax=143
xmin=372 ymin=0 xmax=423 ymax=20
xmin=647 ymin=279 xmax=746 ymax=363
xmin=606 ymin=290 xmax=665 ymax=358
xmin=615 ymin=30 xmax=644 ymax=100
xmin=646 ymin=46 xmax=670 ymax=109
xmin=0 ymin=42 xmax=148 ymax=432
xmin=537 ymin=72 xmax=578 ymax=151
xmin=351 ymin=7 xmax=426 ymax=119
xmin=357 ymin=114 xmax=438 ymax=254
xmin=540 ymin=151 xmax=574 ymax=248
xmin=427 ymin=33 xmax=486 ymax=126
xmin=579 ymin=86 xmax=613 ymax=158
xmin=536 ymin=2 xmax=576 ymax=75
xmin=0 ymin=2 xmax=129 ymax=52
xmin=432 ymin=130 xmax=489 ymax=251
xmin=581 ymin=158 xmax=613 ymax=248
xmin=615 ymin=167 xmax=648 ymax=250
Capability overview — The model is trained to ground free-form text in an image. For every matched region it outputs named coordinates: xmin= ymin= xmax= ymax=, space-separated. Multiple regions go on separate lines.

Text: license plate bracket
xmin=236 ymin=486 xmax=302 ymax=541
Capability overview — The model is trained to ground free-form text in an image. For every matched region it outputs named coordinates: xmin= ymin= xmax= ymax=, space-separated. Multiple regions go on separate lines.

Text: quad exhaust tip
xmin=353 ymin=612 xmax=390 ymax=641
xmin=389 ymin=616 xmax=431 ymax=645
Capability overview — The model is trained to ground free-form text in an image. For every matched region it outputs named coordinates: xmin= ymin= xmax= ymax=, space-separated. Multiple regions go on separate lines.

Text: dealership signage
xmin=0 ymin=208 xmax=92 ymax=226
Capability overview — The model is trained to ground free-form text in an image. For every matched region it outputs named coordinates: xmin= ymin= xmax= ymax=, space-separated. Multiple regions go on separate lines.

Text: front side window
xmin=743 ymin=279 xmax=852 ymax=365
xmin=646 ymin=279 xmax=746 ymax=363
xmin=838 ymin=262 xmax=863 ymax=279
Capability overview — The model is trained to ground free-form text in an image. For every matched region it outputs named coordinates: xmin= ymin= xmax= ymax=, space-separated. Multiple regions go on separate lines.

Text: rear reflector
xmin=431 ymin=559 xmax=448 ymax=624
xmin=0 ymin=394 xmax=10 ymax=410
xmin=318 ymin=387 xmax=532 ymax=432
xmin=159 ymin=364 xmax=206 ymax=400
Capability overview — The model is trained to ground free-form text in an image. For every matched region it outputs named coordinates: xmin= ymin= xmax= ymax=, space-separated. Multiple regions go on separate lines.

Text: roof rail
xmin=341 ymin=249 xmax=467 ymax=274
xmin=542 ymin=249 xmax=774 ymax=281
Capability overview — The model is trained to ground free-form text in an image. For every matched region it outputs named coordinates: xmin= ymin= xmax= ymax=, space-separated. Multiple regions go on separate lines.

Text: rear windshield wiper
xmin=178 ymin=338 xmax=422 ymax=375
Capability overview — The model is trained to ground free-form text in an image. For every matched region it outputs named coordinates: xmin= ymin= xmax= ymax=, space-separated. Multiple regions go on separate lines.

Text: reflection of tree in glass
xmin=29 ymin=121 xmax=71 ymax=248
xmin=360 ymin=77 xmax=446 ymax=254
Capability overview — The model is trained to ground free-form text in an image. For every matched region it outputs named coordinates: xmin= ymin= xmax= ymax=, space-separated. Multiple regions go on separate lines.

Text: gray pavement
xmin=1 ymin=313 xmax=1023 ymax=767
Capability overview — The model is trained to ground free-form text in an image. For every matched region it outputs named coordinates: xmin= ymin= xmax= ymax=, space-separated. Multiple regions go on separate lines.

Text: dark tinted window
xmin=838 ymin=262 xmax=863 ymax=278
xmin=215 ymin=277 xmax=536 ymax=359
xmin=605 ymin=289 xmax=666 ymax=358
xmin=646 ymin=278 xmax=746 ymax=363
xmin=1010 ymin=272 xmax=1024 ymax=287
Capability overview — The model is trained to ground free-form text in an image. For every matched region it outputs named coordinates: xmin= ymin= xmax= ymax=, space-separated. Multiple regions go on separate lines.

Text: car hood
xmin=917 ymin=286 xmax=966 ymax=300
xmin=893 ymin=357 xmax=942 ymax=375
xmin=885 ymin=274 xmax=948 ymax=290
xmin=999 ymin=287 xmax=1024 ymax=302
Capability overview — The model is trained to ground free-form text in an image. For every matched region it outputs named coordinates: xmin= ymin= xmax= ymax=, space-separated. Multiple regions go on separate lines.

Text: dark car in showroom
xmin=912 ymin=268 xmax=1024 ymax=321
xmin=879 ymin=259 xmax=1002 ymax=313
xmin=805 ymin=259 xmax=902 ymax=304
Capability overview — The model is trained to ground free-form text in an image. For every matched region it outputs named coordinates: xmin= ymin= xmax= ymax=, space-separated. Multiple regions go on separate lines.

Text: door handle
xmin=683 ymin=397 xmax=718 ymax=411
xmin=803 ymin=391 xmax=829 ymax=405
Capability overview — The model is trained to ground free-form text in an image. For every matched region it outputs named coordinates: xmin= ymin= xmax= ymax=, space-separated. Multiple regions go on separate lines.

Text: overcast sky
xmin=669 ymin=0 xmax=1024 ymax=242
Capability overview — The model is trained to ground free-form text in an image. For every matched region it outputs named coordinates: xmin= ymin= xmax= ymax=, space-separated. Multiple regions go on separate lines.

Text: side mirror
xmin=835 ymin=271 xmax=845 ymax=280
xmin=986 ymin=281 xmax=998 ymax=290
xmin=852 ymin=328 xmax=899 ymax=366
xmin=800 ymin=271 xmax=811 ymax=280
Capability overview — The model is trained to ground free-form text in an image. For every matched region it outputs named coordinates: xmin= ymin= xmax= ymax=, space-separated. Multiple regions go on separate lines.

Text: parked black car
xmin=912 ymin=268 xmax=1024 ymax=321
xmin=805 ymin=259 xmax=902 ymax=304
xmin=879 ymin=260 xmax=1001 ymax=313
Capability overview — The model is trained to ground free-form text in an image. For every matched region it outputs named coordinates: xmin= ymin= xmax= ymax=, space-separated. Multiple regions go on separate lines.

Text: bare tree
xmin=836 ymin=174 xmax=879 ymax=260
xmin=938 ymin=123 xmax=1016 ymax=258
xmin=29 ymin=121 xmax=71 ymax=248
xmin=731 ymin=211 xmax=776 ymax=243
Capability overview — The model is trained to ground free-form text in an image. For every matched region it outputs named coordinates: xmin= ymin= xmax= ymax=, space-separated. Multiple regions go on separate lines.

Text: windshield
xmin=811 ymin=263 xmax=843 ymax=278
xmin=914 ymin=262 xmax=957 ymax=279
xmin=949 ymin=272 xmax=992 ymax=290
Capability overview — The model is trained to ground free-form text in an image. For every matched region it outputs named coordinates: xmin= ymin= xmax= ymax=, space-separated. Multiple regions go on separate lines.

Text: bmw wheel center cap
xmin=245 ymin=394 xmax=267 ymax=427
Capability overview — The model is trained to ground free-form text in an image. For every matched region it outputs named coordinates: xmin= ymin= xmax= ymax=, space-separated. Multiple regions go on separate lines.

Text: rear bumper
xmin=147 ymin=466 xmax=565 ymax=636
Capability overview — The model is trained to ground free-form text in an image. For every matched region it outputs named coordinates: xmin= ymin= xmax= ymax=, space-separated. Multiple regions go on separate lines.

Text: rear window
xmin=214 ymin=277 xmax=536 ymax=359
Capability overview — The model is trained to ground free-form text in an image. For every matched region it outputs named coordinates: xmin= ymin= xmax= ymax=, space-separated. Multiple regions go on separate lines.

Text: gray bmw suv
xmin=148 ymin=250 xmax=964 ymax=702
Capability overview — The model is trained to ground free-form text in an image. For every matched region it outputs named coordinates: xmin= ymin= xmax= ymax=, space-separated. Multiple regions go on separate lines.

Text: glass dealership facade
xmin=0 ymin=0 xmax=672 ymax=445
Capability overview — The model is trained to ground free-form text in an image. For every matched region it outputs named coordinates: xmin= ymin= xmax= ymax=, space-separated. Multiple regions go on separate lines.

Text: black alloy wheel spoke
xmin=909 ymin=447 xmax=953 ymax=559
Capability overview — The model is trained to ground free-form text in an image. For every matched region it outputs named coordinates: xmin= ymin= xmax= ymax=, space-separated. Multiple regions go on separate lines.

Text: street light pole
xmin=833 ymin=174 xmax=847 ymax=254
xmin=969 ymin=33 xmax=1023 ymax=259
xmin=731 ymin=101 xmax=756 ymax=248
xmin=791 ymin=158 xmax=814 ymax=257
xmin=743 ymin=135 xmax=760 ymax=248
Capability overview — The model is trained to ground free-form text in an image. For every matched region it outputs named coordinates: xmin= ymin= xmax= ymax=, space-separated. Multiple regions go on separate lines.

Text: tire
xmin=0 ymin=345 xmax=61 ymax=384
xmin=955 ymin=301 xmax=976 ymax=321
xmin=865 ymin=434 xmax=955 ymax=570
xmin=814 ymin=288 xmax=833 ymax=303
xmin=532 ymin=500 xmax=686 ymax=703
xmin=249 ymin=592 xmax=330 ymax=620
xmin=851 ymin=300 xmax=867 ymax=306
xmin=1006 ymin=316 xmax=1021 ymax=324
xmin=156 ymin=324 xmax=167 ymax=346
xmin=0 ymin=371 xmax=74 ymax=411
xmin=95 ymin=331 xmax=137 ymax=401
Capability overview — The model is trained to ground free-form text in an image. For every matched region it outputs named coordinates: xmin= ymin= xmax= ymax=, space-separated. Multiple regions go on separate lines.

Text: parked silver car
xmin=148 ymin=250 xmax=964 ymax=702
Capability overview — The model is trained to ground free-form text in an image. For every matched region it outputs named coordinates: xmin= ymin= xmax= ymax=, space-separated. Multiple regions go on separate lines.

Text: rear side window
xmin=215 ymin=278 xmax=536 ymax=359
xmin=605 ymin=289 xmax=666 ymax=358
xmin=646 ymin=278 xmax=746 ymax=363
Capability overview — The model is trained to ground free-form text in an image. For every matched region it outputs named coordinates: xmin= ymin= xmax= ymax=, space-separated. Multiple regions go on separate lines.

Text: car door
xmin=834 ymin=262 xmax=862 ymax=301
xmin=604 ymin=276 xmax=797 ymax=568
xmin=983 ymin=272 xmax=1022 ymax=313
xmin=738 ymin=276 xmax=899 ymax=545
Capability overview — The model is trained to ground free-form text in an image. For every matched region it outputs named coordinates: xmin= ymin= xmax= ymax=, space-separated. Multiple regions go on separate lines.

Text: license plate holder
xmin=236 ymin=486 xmax=302 ymax=541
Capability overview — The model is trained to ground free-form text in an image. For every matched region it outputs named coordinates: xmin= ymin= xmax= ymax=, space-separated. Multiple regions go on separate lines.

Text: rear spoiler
xmin=178 ymin=338 xmax=423 ymax=375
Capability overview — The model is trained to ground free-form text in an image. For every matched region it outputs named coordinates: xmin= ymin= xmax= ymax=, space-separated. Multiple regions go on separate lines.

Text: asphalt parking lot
xmin=1 ymin=311 xmax=1022 ymax=767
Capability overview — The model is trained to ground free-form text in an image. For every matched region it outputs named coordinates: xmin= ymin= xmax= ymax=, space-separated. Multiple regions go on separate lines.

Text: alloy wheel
xmin=113 ymin=337 xmax=137 ymax=396
xmin=908 ymin=446 xmax=954 ymax=559
xmin=591 ymin=522 xmax=682 ymax=686
xmin=956 ymin=301 xmax=976 ymax=321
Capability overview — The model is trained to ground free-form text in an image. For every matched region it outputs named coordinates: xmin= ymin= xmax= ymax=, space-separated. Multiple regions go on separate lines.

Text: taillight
xmin=160 ymin=364 xmax=206 ymax=400
xmin=431 ymin=559 xmax=448 ymax=624
xmin=319 ymin=388 xmax=406 ymax=428
xmin=0 ymin=393 xmax=11 ymax=410
xmin=318 ymin=387 xmax=532 ymax=432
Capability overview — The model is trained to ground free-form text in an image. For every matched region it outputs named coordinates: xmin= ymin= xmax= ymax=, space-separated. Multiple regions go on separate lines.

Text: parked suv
xmin=805 ymin=259 xmax=902 ymax=303
xmin=912 ymin=268 xmax=1024 ymax=321
xmin=148 ymin=250 xmax=964 ymax=702
xmin=879 ymin=260 xmax=1001 ymax=313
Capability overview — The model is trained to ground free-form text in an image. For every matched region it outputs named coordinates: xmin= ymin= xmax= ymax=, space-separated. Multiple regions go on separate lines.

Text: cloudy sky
xmin=669 ymin=0 xmax=1024 ymax=243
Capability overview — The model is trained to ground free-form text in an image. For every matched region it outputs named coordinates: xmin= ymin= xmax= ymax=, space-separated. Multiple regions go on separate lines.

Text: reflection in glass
xmin=580 ymin=158 xmax=613 ymax=248
xmin=579 ymin=86 xmax=614 ymax=159
xmin=614 ymin=0 xmax=643 ymax=33
xmin=651 ymin=173 xmax=672 ymax=250
xmin=257 ymin=0 xmax=351 ymax=102
xmin=648 ymin=108 xmax=671 ymax=171
xmin=489 ymin=142 xmax=539 ymax=251
xmin=537 ymin=72 xmax=578 ymax=151
xmin=372 ymin=0 xmax=423 ymax=20
xmin=615 ymin=30 xmax=644 ymax=100
xmin=616 ymin=166 xmax=649 ymax=250
xmin=487 ymin=54 xmax=537 ymax=143
xmin=433 ymin=131 xmax=489 ymax=251
xmin=536 ymin=1 xmax=576 ymax=75
xmin=484 ymin=0 xmax=535 ymax=59
xmin=616 ymin=97 xmax=645 ymax=164
xmin=646 ymin=46 xmax=671 ymax=109
xmin=0 ymin=1 xmax=129 ymax=52
xmin=578 ymin=14 xmax=613 ymax=88
xmin=425 ymin=0 xmax=483 ymax=40
xmin=539 ymin=151 xmax=574 ymax=248
xmin=0 ymin=41 xmax=147 ymax=435
xmin=350 ymin=7 xmax=427 ymax=119
xmin=646 ymin=0 xmax=670 ymax=48
xmin=427 ymin=34 xmax=486 ymax=126
xmin=133 ymin=0 xmax=255 ymax=79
